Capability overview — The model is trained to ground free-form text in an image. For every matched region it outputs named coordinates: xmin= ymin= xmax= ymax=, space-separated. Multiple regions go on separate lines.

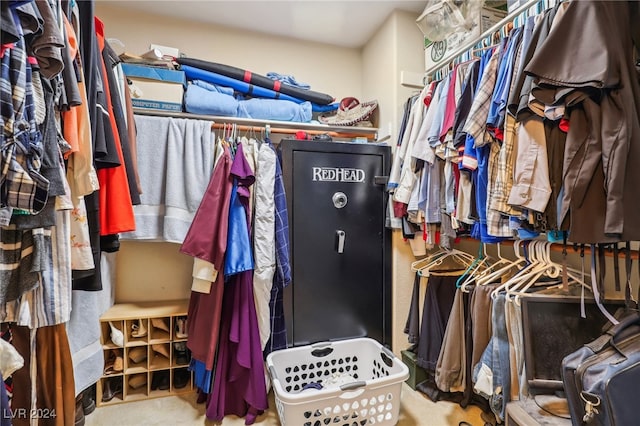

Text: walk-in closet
xmin=2 ymin=1 xmax=640 ymax=425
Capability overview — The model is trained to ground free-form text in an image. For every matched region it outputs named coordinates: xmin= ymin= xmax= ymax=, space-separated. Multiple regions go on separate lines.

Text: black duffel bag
xmin=562 ymin=313 xmax=640 ymax=425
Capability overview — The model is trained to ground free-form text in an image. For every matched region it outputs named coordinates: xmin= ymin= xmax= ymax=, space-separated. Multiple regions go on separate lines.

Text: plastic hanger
xmin=489 ymin=242 xmax=512 ymax=271
xmin=509 ymin=241 xmax=592 ymax=305
xmin=513 ymin=241 xmax=565 ymax=293
xmin=411 ymin=244 xmax=465 ymax=272
xmin=457 ymin=244 xmax=493 ymax=291
xmin=459 ymin=256 xmax=493 ymax=292
xmin=413 ymin=246 xmax=475 ymax=277
xmin=507 ymin=242 xmax=562 ymax=300
xmin=490 ymin=240 xmax=543 ymax=298
xmin=456 ymin=246 xmax=483 ymax=289
xmin=411 ymin=248 xmax=447 ymax=272
xmin=476 ymin=240 xmax=527 ymax=287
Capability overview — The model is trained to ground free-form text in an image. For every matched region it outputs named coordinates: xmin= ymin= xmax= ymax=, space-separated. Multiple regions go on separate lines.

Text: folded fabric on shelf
xmin=237 ymin=98 xmax=311 ymax=122
xmin=184 ymin=83 xmax=239 ymax=116
xmin=184 ymin=82 xmax=312 ymax=122
xmin=192 ymin=79 xmax=234 ymax=96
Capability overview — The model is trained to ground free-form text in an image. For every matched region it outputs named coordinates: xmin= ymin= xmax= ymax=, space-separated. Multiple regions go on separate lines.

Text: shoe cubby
xmin=125 ymin=319 xmax=148 ymax=346
xmin=126 ymin=373 xmax=149 ymax=401
xmin=125 ymin=346 xmax=148 ymax=374
xmin=103 ymin=348 xmax=124 ymax=377
xmin=97 ymin=300 xmax=194 ymax=406
xmin=172 ymin=368 xmax=192 ymax=393
xmin=172 ymin=341 xmax=191 ymax=367
xmin=150 ymin=343 xmax=171 ymax=370
xmin=101 ymin=320 xmax=125 ymax=349
xmin=150 ymin=369 xmax=171 ymax=397
xmin=99 ymin=376 xmax=124 ymax=406
xmin=149 ymin=317 xmax=171 ymax=343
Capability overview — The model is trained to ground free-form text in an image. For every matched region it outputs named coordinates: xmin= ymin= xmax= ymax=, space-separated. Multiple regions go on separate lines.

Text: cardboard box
xmin=121 ymin=63 xmax=186 ymax=112
xmin=424 ymin=6 xmax=507 ymax=72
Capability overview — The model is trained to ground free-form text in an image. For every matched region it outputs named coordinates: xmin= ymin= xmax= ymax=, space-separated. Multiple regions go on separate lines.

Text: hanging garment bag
xmin=562 ymin=313 xmax=640 ymax=426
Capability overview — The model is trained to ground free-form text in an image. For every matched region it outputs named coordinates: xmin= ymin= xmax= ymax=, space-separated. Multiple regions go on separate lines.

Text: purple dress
xmin=180 ymin=146 xmax=232 ymax=383
xmin=206 ymin=144 xmax=268 ymax=424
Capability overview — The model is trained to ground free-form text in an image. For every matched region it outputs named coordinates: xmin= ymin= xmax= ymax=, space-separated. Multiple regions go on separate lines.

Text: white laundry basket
xmin=266 ymin=337 xmax=410 ymax=426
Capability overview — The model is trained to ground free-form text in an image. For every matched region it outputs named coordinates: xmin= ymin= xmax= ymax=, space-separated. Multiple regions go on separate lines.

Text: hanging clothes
xmin=252 ymin=141 xmax=277 ymax=350
xmin=435 ymin=288 xmax=468 ymax=393
xmin=0 ymin=1 xmax=145 ymax=418
xmin=473 ymin=293 xmax=511 ymax=422
xmin=180 ymin=141 xmax=233 ymax=393
xmin=414 ymin=273 xmax=459 ymax=400
xmin=525 ymin=0 xmax=640 ymax=243
xmin=94 ymin=17 xmax=135 ymax=236
xmin=11 ymin=324 xmax=76 ymax=426
xmin=123 ymin=115 xmax=216 ymax=243
xmin=393 ymin=0 xmax=640 ymax=244
xmin=63 ymin=7 xmax=99 ymax=198
xmin=207 ymin=143 xmax=268 ymax=425
xmin=264 ymin=142 xmax=291 ymax=355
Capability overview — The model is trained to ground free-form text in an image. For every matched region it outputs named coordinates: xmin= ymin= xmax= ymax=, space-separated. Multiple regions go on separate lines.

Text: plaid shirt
xmin=273 ymin=146 xmax=291 ymax=288
xmin=264 ymin=143 xmax=291 ymax=356
xmin=489 ymin=39 xmax=525 ymax=219
xmin=486 ymin=136 xmax=512 ymax=237
xmin=487 ymin=33 xmax=526 ymax=234
xmin=462 ymin=44 xmax=502 ymax=148
xmin=1 ymin=39 xmax=49 ymax=214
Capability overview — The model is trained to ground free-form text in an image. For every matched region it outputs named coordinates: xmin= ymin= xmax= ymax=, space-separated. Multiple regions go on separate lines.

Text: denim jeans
xmin=473 ymin=293 xmax=510 ymax=422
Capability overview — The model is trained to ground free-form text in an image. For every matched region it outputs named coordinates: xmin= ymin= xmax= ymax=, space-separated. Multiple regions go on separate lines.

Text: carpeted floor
xmin=85 ymin=383 xmax=485 ymax=425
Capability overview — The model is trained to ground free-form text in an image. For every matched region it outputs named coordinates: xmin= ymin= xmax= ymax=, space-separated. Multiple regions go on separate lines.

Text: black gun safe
xmin=280 ymin=139 xmax=392 ymax=347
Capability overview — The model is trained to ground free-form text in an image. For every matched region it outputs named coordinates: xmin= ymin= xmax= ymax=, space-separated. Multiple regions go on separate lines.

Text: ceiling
xmin=103 ymin=1 xmax=428 ymax=48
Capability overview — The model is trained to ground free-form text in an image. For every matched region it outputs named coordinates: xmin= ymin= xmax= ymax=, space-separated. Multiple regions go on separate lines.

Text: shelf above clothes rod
xmin=424 ymin=0 xmax=542 ymax=79
xmin=132 ymin=108 xmax=379 ymax=140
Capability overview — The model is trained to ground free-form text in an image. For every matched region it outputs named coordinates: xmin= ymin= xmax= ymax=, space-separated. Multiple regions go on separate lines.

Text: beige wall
xmin=114 ymin=241 xmax=192 ymax=302
xmin=96 ymin=2 xmax=362 ymax=101
xmin=361 ymin=12 xmax=396 ymax=142
xmin=389 ymin=10 xmax=427 ymax=356
xmin=99 ymin=3 xmax=428 ymax=355
xmin=361 ymin=10 xmax=424 ymax=354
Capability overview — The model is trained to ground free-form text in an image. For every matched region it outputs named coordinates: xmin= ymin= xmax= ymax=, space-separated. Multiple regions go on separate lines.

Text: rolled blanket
xmin=178 ymin=57 xmax=334 ymax=105
xmin=181 ymin=65 xmax=302 ymax=103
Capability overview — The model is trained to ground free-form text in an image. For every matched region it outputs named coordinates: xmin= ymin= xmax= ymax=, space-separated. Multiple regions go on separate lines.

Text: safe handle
xmin=336 ymin=230 xmax=346 ymax=254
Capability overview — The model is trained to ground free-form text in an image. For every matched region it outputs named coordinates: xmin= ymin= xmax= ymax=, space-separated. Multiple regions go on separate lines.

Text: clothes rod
xmin=132 ymin=108 xmax=378 ymax=139
xmin=210 ymin=122 xmax=376 ymax=139
xmin=458 ymin=237 xmax=640 ymax=260
xmin=424 ymin=0 xmax=542 ymax=79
